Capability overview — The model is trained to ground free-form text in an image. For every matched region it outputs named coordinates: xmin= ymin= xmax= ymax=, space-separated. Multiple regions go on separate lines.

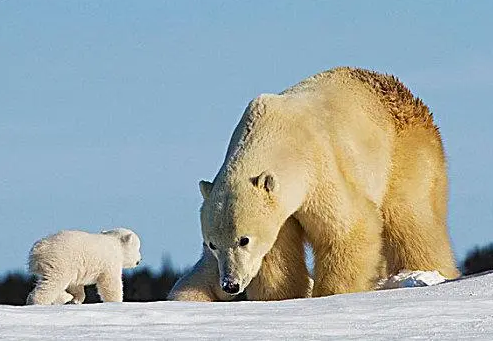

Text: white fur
xmin=197 ymin=67 xmax=458 ymax=298
xmin=26 ymin=228 xmax=141 ymax=305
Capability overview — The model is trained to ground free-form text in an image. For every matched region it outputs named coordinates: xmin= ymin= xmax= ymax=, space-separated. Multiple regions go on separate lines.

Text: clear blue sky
xmin=1 ymin=1 xmax=492 ymax=274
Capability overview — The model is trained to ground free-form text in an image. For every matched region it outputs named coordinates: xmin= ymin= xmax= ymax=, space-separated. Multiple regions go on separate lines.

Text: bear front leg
xmin=96 ymin=272 xmax=123 ymax=302
xmin=308 ymin=204 xmax=383 ymax=297
xmin=168 ymin=245 xmax=236 ymax=302
xmin=246 ymin=216 xmax=312 ymax=300
xmin=66 ymin=285 xmax=86 ymax=304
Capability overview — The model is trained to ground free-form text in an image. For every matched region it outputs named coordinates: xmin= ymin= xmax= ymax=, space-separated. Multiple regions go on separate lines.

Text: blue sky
xmin=1 ymin=1 xmax=492 ymax=274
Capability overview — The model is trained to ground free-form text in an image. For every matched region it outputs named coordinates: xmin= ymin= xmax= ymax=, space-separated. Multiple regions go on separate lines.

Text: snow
xmin=1 ymin=272 xmax=492 ymax=340
xmin=376 ymin=269 xmax=447 ymax=289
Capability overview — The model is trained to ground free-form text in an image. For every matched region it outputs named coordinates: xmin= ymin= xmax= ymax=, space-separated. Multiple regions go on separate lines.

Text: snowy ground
xmin=1 ymin=272 xmax=492 ymax=341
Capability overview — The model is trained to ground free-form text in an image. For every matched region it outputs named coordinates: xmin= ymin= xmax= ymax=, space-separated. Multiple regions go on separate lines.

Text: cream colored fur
xmin=168 ymin=217 xmax=311 ymax=301
xmin=26 ymin=228 xmax=141 ymax=305
xmin=170 ymin=66 xmax=459 ymax=301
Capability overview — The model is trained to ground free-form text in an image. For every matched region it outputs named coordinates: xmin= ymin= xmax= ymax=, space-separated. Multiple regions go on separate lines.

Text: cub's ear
xmin=254 ymin=171 xmax=278 ymax=193
xmin=199 ymin=180 xmax=213 ymax=199
xmin=121 ymin=233 xmax=134 ymax=244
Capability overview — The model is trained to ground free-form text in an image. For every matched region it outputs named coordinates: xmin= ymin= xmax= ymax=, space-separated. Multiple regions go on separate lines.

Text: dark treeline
xmin=2 ymin=243 xmax=493 ymax=305
xmin=462 ymin=243 xmax=493 ymax=276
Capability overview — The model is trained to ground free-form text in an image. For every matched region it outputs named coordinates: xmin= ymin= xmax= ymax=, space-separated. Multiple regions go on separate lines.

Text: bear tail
xmin=27 ymin=239 xmax=53 ymax=276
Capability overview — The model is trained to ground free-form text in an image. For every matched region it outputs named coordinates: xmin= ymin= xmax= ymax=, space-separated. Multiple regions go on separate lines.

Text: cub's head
xmin=102 ymin=228 xmax=142 ymax=269
xmin=199 ymin=171 xmax=289 ymax=295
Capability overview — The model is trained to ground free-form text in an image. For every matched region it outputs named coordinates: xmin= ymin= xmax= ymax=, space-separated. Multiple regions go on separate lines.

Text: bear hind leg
xmin=382 ymin=128 xmax=459 ymax=279
xmin=53 ymin=291 xmax=74 ymax=305
xmin=66 ymin=285 xmax=86 ymax=304
xmin=26 ymin=277 xmax=70 ymax=305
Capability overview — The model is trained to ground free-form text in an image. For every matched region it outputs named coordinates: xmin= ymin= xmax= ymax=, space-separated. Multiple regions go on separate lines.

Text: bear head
xmin=199 ymin=170 xmax=291 ymax=295
xmin=102 ymin=228 xmax=142 ymax=269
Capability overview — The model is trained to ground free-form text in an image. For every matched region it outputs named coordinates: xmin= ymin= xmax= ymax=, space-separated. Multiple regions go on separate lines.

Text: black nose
xmin=221 ymin=280 xmax=240 ymax=294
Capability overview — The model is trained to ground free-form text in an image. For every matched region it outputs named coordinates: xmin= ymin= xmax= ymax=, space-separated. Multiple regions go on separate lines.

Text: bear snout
xmin=221 ymin=278 xmax=240 ymax=295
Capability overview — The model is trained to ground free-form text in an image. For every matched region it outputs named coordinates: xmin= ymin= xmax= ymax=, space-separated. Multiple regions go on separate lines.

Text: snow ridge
xmin=1 ymin=272 xmax=492 ymax=340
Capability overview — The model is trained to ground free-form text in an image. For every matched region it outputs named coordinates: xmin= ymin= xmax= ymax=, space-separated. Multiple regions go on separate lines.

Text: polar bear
xmin=26 ymin=228 xmax=141 ymax=305
xmin=170 ymin=66 xmax=459 ymax=301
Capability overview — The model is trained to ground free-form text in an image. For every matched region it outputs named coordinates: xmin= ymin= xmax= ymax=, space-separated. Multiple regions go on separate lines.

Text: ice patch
xmin=376 ymin=270 xmax=447 ymax=289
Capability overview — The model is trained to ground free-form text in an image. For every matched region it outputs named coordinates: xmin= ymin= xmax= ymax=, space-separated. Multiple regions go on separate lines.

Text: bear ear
xmin=254 ymin=171 xmax=278 ymax=193
xmin=121 ymin=233 xmax=133 ymax=244
xmin=199 ymin=180 xmax=213 ymax=199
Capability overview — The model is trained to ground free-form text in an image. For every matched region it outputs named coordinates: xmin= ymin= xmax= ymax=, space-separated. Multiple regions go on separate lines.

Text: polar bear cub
xmin=26 ymin=228 xmax=141 ymax=305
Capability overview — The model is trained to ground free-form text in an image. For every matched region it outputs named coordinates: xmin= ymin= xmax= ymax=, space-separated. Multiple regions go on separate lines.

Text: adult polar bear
xmin=169 ymin=67 xmax=459 ymax=301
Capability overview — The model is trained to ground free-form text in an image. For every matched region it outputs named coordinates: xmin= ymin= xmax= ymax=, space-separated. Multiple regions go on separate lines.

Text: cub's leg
xmin=96 ymin=272 xmax=123 ymax=302
xmin=26 ymin=276 xmax=71 ymax=305
xmin=53 ymin=291 xmax=74 ymax=305
xmin=66 ymin=285 xmax=86 ymax=304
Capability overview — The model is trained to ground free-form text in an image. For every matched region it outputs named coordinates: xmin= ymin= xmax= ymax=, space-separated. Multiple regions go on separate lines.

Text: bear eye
xmin=239 ymin=237 xmax=249 ymax=247
xmin=209 ymin=242 xmax=217 ymax=250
